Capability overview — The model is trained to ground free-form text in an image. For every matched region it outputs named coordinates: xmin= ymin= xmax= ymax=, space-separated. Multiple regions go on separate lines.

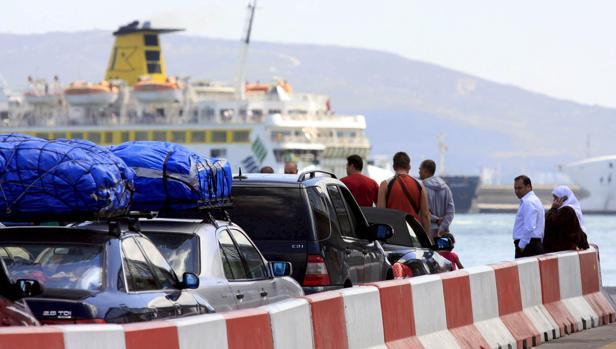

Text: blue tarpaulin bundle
xmin=110 ymin=141 xmax=232 ymax=211
xmin=0 ymin=134 xmax=135 ymax=220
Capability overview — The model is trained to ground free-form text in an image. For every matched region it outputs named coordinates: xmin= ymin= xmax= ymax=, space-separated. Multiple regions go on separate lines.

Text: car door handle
xmin=236 ymin=293 xmax=244 ymax=300
xmin=260 ymin=291 xmax=268 ymax=297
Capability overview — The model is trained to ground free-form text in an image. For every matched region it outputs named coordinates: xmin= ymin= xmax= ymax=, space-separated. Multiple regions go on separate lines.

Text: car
xmin=361 ymin=207 xmax=452 ymax=276
xmin=136 ymin=217 xmax=304 ymax=312
xmin=0 ymin=222 xmax=213 ymax=324
xmin=231 ymin=171 xmax=394 ymax=294
xmin=0 ymin=253 xmax=40 ymax=326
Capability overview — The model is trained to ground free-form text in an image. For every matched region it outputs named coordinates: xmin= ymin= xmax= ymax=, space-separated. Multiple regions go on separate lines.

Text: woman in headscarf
xmin=543 ymin=185 xmax=589 ymax=253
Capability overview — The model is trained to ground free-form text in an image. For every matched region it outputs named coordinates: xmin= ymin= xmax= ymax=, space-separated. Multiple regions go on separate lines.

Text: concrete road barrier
xmin=0 ymin=248 xmax=613 ymax=349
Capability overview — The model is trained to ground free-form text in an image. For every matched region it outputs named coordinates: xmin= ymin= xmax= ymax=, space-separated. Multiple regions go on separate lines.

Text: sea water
xmin=451 ymin=213 xmax=616 ymax=286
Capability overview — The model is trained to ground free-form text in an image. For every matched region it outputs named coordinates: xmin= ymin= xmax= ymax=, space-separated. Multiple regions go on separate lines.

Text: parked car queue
xmin=0 ymin=170 xmax=452 ymax=326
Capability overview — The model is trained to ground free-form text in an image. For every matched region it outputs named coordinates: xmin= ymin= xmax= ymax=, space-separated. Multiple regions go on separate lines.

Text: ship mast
xmin=236 ymin=0 xmax=257 ymax=100
xmin=438 ymin=133 xmax=447 ymax=176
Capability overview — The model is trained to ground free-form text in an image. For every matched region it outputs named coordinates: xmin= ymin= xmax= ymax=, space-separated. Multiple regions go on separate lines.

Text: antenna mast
xmin=438 ymin=133 xmax=447 ymax=175
xmin=236 ymin=0 xmax=257 ymax=100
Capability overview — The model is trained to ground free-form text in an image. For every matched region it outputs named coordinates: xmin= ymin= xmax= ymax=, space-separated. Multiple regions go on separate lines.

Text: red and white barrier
xmin=0 ymin=249 xmax=613 ymax=349
xmin=514 ymin=257 xmax=561 ymax=342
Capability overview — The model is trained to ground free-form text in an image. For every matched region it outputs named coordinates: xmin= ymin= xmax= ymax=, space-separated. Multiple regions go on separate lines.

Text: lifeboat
xmin=245 ymin=83 xmax=269 ymax=93
xmin=133 ymin=77 xmax=182 ymax=104
xmin=245 ymin=80 xmax=293 ymax=94
xmin=64 ymin=81 xmax=118 ymax=106
xmin=24 ymin=76 xmax=63 ymax=106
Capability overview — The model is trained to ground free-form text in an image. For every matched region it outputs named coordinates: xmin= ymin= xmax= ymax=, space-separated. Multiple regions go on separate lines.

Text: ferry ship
xmin=561 ymin=156 xmax=616 ymax=213
xmin=3 ymin=16 xmax=372 ymax=178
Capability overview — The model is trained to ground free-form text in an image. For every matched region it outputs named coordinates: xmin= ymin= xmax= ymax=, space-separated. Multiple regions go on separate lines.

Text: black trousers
xmin=514 ymin=238 xmax=544 ymax=258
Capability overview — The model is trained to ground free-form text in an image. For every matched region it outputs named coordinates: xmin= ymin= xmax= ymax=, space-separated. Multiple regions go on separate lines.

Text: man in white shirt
xmin=513 ymin=175 xmax=545 ymax=258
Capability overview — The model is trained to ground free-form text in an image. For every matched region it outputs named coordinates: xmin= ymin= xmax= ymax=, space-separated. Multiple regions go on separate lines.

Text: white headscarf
xmin=552 ymin=185 xmax=586 ymax=233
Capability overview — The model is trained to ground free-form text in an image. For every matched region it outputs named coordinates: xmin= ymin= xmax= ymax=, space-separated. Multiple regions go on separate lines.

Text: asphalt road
xmin=538 ymin=287 xmax=616 ymax=349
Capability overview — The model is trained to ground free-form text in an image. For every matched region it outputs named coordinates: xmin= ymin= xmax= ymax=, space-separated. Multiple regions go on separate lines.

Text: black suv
xmin=232 ymin=171 xmax=393 ymax=294
xmin=0 ymin=223 xmax=212 ymax=324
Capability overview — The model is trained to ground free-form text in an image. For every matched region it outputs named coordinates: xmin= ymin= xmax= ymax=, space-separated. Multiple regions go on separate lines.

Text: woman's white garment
xmin=552 ymin=185 xmax=586 ymax=233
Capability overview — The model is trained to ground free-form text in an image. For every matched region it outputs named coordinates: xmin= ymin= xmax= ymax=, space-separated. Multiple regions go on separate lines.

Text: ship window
xmin=145 ymin=50 xmax=160 ymax=62
xmin=147 ymin=63 xmax=162 ymax=74
xmin=190 ymin=131 xmax=206 ymax=143
xmin=135 ymin=131 xmax=149 ymax=141
xmin=239 ymin=109 xmax=247 ymax=117
xmin=610 ymin=163 xmax=614 ymax=169
xmin=52 ymin=132 xmax=67 ymax=140
xmin=268 ymin=109 xmax=281 ymax=115
xmin=144 ymin=34 xmax=159 ymax=47
xmin=87 ymin=132 xmax=101 ymax=144
xmin=71 ymin=132 xmax=84 ymax=140
xmin=232 ymin=131 xmax=250 ymax=143
xmin=104 ymin=132 xmax=114 ymax=144
xmin=153 ymin=131 xmax=167 ymax=141
xmin=212 ymin=131 xmax=227 ymax=143
xmin=210 ymin=149 xmax=227 ymax=158
xmin=251 ymin=109 xmax=263 ymax=117
xmin=35 ymin=132 xmax=49 ymax=139
xmin=120 ymin=131 xmax=130 ymax=142
xmin=171 ymin=131 xmax=186 ymax=143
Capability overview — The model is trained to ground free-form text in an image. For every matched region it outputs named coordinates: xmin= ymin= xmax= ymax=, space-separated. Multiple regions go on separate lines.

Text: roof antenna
xmin=234 ymin=167 xmax=247 ymax=180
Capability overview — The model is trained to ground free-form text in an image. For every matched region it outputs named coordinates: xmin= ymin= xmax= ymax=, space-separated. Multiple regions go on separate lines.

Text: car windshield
xmin=231 ymin=186 xmax=312 ymax=241
xmin=0 ymin=243 xmax=104 ymax=291
xmin=142 ymin=232 xmax=199 ymax=276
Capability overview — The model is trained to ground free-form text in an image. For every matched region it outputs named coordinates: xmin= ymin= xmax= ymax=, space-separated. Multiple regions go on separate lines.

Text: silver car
xmin=139 ymin=218 xmax=304 ymax=312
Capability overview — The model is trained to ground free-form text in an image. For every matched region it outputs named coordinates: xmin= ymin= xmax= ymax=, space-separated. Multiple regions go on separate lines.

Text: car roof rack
xmin=297 ymin=170 xmax=337 ymax=182
xmin=156 ymin=201 xmax=234 ymax=229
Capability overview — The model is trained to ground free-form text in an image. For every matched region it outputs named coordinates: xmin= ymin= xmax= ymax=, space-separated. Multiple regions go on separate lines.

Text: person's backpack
xmin=385 ymin=174 xmax=422 ymax=215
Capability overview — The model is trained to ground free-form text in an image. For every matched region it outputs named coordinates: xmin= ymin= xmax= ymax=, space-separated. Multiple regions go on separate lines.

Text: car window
xmin=339 ymin=186 xmax=366 ymax=238
xmin=231 ymin=186 xmax=312 ymax=240
xmin=229 ymin=229 xmax=268 ymax=279
xmin=121 ymin=238 xmax=159 ymax=291
xmin=143 ymin=232 xmax=199 ymax=277
xmin=218 ymin=230 xmax=248 ymax=280
xmin=135 ymin=237 xmax=178 ymax=289
xmin=327 ymin=185 xmax=355 ymax=238
xmin=307 ymin=187 xmax=332 ymax=240
xmin=1 ymin=243 xmax=104 ymax=291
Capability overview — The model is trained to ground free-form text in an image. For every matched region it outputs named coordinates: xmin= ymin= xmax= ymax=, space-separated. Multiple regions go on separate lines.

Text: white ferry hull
xmin=561 ymin=155 xmax=616 ymax=212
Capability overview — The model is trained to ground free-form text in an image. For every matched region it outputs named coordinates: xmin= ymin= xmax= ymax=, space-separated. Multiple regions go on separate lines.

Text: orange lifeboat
xmin=64 ymin=81 xmax=118 ymax=106
xmin=245 ymin=82 xmax=269 ymax=93
xmin=133 ymin=77 xmax=182 ymax=103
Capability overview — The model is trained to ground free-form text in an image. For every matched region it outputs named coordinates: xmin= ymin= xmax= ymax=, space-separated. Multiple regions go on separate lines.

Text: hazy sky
xmin=3 ymin=0 xmax=616 ymax=108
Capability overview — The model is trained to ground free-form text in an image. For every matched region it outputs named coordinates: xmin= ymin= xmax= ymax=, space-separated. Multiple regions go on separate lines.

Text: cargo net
xmin=110 ymin=141 xmax=232 ymax=212
xmin=0 ymin=134 xmax=134 ymax=221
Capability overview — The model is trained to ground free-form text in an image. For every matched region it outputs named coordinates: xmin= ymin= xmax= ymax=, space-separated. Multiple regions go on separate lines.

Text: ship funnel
xmin=105 ymin=20 xmax=183 ymax=86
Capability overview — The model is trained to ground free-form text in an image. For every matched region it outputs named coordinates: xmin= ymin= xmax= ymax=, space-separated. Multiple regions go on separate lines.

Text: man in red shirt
xmin=340 ymin=155 xmax=379 ymax=207
xmin=377 ymin=152 xmax=431 ymax=234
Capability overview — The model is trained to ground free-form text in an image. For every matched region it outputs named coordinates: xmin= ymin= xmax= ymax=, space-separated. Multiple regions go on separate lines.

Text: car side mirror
xmin=269 ymin=261 xmax=293 ymax=277
xmin=180 ymin=272 xmax=199 ymax=289
xmin=369 ymin=223 xmax=394 ymax=241
xmin=14 ymin=279 xmax=43 ymax=299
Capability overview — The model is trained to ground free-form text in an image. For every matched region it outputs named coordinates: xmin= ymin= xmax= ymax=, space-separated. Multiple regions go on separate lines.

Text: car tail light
xmin=41 ymin=318 xmax=106 ymax=325
xmin=303 ymin=255 xmax=330 ymax=286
